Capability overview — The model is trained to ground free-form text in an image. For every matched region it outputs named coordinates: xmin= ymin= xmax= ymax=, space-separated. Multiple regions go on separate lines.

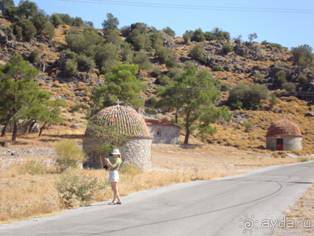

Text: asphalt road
xmin=1 ymin=161 xmax=314 ymax=236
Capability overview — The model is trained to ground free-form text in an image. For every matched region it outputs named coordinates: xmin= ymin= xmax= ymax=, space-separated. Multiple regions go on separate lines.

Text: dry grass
xmin=275 ymin=184 xmax=314 ymax=236
xmin=0 ymin=143 xmax=308 ymax=223
xmin=0 ymin=174 xmax=60 ymax=222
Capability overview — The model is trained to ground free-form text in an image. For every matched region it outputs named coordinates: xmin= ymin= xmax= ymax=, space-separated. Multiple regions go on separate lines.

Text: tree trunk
xmin=175 ymin=109 xmax=178 ymax=123
xmin=184 ymin=111 xmax=191 ymax=145
xmin=28 ymin=120 xmax=36 ymax=133
xmin=12 ymin=120 xmax=18 ymax=142
xmin=38 ymin=122 xmax=47 ymax=137
xmin=1 ymin=121 xmax=8 ymax=137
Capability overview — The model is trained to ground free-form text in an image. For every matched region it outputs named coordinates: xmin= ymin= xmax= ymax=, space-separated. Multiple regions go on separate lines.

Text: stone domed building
xmin=83 ymin=105 xmax=152 ymax=170
xmin=266 ymin=119 xmax=302 ymax=151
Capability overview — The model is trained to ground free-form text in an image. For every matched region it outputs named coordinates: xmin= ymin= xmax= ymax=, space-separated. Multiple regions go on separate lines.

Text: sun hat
xmin=111 ymin=148 xmax=121 ymax=155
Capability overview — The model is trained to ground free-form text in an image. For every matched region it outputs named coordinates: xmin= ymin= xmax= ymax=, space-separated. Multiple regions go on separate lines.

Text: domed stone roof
xmin=89 ymin=105 xmax=151 ymax=139
xmin=266 ymin=119 xmax=302 ymax=137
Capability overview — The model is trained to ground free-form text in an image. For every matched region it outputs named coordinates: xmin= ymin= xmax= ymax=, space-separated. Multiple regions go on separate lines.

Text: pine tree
xmin=0 ymin=54 xmax=63 ymax=141
xmin=91 ymin=64 xmax=144 ymax=114
xmin=159 ymin=64 xmax=230 ymax=144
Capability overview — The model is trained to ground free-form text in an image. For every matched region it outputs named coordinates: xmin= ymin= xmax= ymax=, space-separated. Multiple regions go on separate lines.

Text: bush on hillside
xmin=273 ymin=70 xmax=287 ymax=89
xmin=155 ymin=75 xmax=171 ymax=86
xmin=63 ymin=59 xmax=78 ymax=77
xmin=155 ymin=47 xmax=176 ymax=67
xmin=282 ymin=82 xmax=297 ymax=94
xmin=14 ymin=19 xmax=36 ymax=41
xmin=65 ymin=29 xmax=102 ymax=55
xmin=163 ymin=27 xmax=176 ymax=37
xmin=183 ymin=30 xmax=193 ymax=44
xmin=191 ymin=28 xmax=205 ymax=42
xmin=94 ymin=43 xmax=120 ymax=73
xmin=291 ymin=44 xmax=313 ymax=67
xmin=126 ymin=28 xmax=151 ymax=51
xmin=77 ymin=55 xmax=95 ymax=72
xmin=189 ymin=44 xmax=208 ymax=64
xmin=132 ymin=50 xmax=152 ymax=72
xmin=28 ymin=49 xmax=41 ymax=64
xmin=50 ymin=14 xmax=63 ymax=27
xmin=221 ymin=42 xmax=234 ymax=55
xmin=227 ymin=84 xmax=269 ymax=110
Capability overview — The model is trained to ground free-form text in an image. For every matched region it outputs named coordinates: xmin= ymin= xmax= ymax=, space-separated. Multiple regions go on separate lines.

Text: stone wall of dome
xmin=83 ymin=105 xmax=152 ymax=170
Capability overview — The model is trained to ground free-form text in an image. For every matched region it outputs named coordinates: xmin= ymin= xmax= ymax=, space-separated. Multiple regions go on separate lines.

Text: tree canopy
xmin=0 ymin=54 xmax=63 ymax=141
xmin=91 ymin=64 xmax=144 ymax=114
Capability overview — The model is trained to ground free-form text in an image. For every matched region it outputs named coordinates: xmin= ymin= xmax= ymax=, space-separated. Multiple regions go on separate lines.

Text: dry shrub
xmin=56 ymin=169 xmax=106 ymax=208
xmin=0 ymin=175 xmax=60 ymax=222
xmin=55 ymin=140 xmax=85 ymax=172
xmin=120 ymin=163 xmax=142 ymax=177
xmin=298 ymin=157 xmax=309 ymax=162
xmin=0 ymin=159 xmax=55 ymax=177
xmin=18 ymin=160 xmax=50 ymax=175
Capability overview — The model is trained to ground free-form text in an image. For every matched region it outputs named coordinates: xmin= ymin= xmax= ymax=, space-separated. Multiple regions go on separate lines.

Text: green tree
xmin=102 ymin=13 xmax=121 ymax=45
xmin=183 ymin=30 xmax=193 ymax=44
xmin=127 ymin=28 xmax=151 ymax=51
xmin=94 ymin=43 xmax=120 ymax=73
xmin=16 ymin=0 xmax=38 ymax=19
xmin=150 ymin=32 xmax=164 ymax=50
xmin=291 ymin=44 xmax=313 ymax=67
xmin=132 ymin=50 xmax=152 ymax=73
xmin=41 ymin=21 xmax=54 ymax=40
xmin=163 ymin=27 xmax=176 ymax=37
xmin=32 ymin=13 xmax=48 ymax=35
xmin=159 ymin=64 xmax=229 ymax=144
xmin=71 ymin=17 xmax=83 ymax=27
xmin=50 ymin=14 xmax=63 ymax=27
xmin=102 ymin=13 xmax=119 ymax=31
xmin=191 ymin=28 xmax=205 ymax=42
xmin=0 ymin=54 xmax=40 ymax=141
xmin=91 ymin=64 xmax=144 ymax=114
xmin=36 ymin=99 xmax=65 ymax=136
xmin=248 ymin=33 xmax=258 ymax=43
xmin=0 ymin=0 xmax=15 ymax=19
xmin=15 ymin=19 xmax=37 ymax=41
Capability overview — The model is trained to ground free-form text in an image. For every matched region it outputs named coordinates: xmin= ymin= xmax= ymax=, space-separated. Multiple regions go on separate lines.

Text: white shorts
xmin=108 ymin=170 xmax=119 ymax=183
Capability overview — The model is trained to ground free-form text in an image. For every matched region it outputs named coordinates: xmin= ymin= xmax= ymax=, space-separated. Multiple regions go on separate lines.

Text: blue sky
xmin=14 ymin=0 xmax=314 ymax=49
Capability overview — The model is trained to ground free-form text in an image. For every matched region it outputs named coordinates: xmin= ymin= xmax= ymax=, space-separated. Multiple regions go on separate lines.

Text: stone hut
xmin=266 ymin=119 xmax=302 ymax=151
xmin=83 ymin=105 xmax=152 ymax=170
xmin=145 ymin=118 xmax=180 ymax=144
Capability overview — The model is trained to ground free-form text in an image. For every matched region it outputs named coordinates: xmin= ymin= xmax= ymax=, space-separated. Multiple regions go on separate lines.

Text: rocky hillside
xmin=0 ymin=1 xmax=313 ymax=153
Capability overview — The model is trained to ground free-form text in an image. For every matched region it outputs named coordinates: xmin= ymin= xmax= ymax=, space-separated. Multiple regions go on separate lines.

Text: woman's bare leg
xmin=111 ymin=182 xmax=116 ymax=203
xmin=116 ymin=183 xmax=121 ymax=203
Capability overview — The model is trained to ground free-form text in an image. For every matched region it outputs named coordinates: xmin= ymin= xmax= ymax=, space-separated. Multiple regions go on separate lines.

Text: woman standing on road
xmin=104 ymin=148 xmax=123 ymax=205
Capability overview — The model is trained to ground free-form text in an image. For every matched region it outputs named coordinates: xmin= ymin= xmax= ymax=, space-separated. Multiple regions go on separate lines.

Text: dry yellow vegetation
xmin=0 ymin=144 xmax=307 ymax=223
xmin=276 ymin=184 xmax=314 ymax=236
